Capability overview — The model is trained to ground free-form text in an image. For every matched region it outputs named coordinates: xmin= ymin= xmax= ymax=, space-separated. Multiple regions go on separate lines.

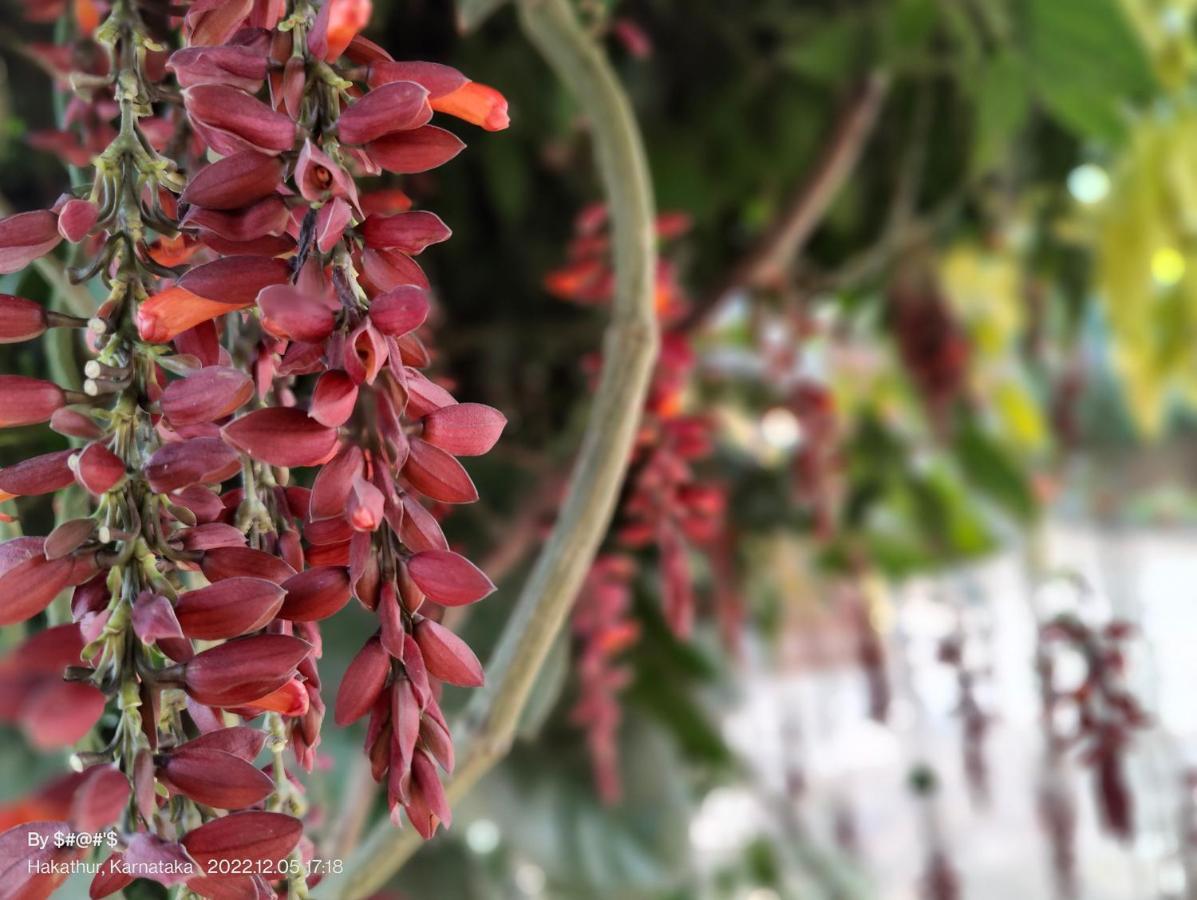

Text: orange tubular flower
xmin=136 ymin=285 xmax=252 ymax=344
xmin=431 ymin=81 xmax=510 ymax=132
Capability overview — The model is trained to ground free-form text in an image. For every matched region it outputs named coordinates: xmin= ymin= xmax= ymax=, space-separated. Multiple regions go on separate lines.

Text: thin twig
xmin=312 ymin=0 xmax=659 ymax=894
xmin=676 ymin=72 xmax=888 ymax=334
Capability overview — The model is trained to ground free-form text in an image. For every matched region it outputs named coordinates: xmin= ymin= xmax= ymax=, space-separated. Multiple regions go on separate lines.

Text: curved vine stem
xmin=313 ymin=0 xmax=658 ymax=894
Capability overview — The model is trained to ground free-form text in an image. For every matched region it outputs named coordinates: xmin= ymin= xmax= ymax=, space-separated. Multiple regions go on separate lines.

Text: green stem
xmin=313 ymin=0 xmax=658 ymax=894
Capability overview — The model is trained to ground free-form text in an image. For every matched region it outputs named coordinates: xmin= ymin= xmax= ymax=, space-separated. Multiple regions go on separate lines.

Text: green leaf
xmin=953 ymin=417 xmax=1037 ymax=522
xmin=1023 ymin=0 xmax=1155 ymax=142
xmin=972 ymin=49 xmax=1031 ymax=175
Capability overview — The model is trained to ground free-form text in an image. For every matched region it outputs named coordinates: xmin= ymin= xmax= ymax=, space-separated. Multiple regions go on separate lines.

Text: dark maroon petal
xmin=369 ymin=285 xmax=429 ymax=336
xmin=407 ymin=549 xmax=495 ymax=607
xmin=337 ymin=81 xmax=432 ymax=145
xmin=421 ymin=403 xmax=506 ymax=457
xmin=183 ymin=634 xmax=311 ymax=706
xmin=121 ymin=833 xmax=196 ymax=887
xmin=0 ymin=821 xmax=74 ymax=897
xmin=174 ymin=522 xmax=247 ymax=552
xmin=0 ymin=210 xmax=62 ymax=274
xmin=334 ymin=636 xmax=389 ymax=725
xmin=0 ymin=552 xmax=78 ymax=625
xmin=257 ymin=284 xmax=337 ymax=343
xmin=309 ymin=444 xmax=362 ymax=521
xmin=201 ymin=546 xmax=296 ymax=584
xmin=132 ymin=591 xmax=186 ymax=646
xmin=21 ymin=681 xmax=106 ymax=747
xmin=50 ymin=407 xmax=102 ymax=439
xmin=44 ymin=517 xmax=95 ymax=560
xmin=359 ymin=210 xmax=450 ymax=255
xmin=74 ymin=441 xmax=126 ymax=495
xmin=184 ymin=84 xmax=297 ymax=156
xmin=183 ymin=0 xmax=254 ymax=48
xmin=57 ymin=199 xmax=99 ymax=243
xmin=181 ymin=152 xmax=283 ymax=211
xmin=402 ymin=438 xmax=478 ymax=503
xmin=145 ymin=437 xmax=240 ymax=492
xmin=398 ymin=493 xmax=449 ymax=552
xmin=175 ymin=577 xmax=286 ymax=639
xmin=414 ymin=618 xmax=484 ymax=686
xmin=222 ymin=408 xmax=338 ymax=467
xmin=367 ymin=60 xmax=467 ymax=96
xmin=181 ymin=811 xmax=302 ymax=868
xmin=309 ymin=370 xmax=358 ymax=428
xmin=182 ymin=196 xmax=291 ymax=242
xmin=160 ymin=747 xmax=274 ymax=809
xmin=403 ymin=749 xmax=450 ymax=837
xmin=0 ymin=375 xmax=65 ymax=426
xmin=366 ymin=125 xmax=465 ymax=174
xmin=279 ymin=566 xmax=352 ymax=621
xmin=316 ymin=197 xmax=353 ymax=253
xmin=0 ymin=294 xmax=48 ymax=343
xmin=170 ymin=44 xmax=268 ymax=91
xmin=178 ymin=256 xmax=292 ymax=307
xmin=91 ymin=853 xmax=135 ymax=898
xmin=71 ymin=764 xmax=130 ymax=831
xmin=161 ymin=366 xmax=254 ymax=426
xmin=0 ymin=449 xmax=76 ymax=496
xmin=179 ymin=726 xmax=268 ymax=761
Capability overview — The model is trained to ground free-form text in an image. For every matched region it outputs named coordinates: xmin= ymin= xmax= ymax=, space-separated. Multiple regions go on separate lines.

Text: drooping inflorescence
xmin=0 ymin=0 xmax=508 ymax=895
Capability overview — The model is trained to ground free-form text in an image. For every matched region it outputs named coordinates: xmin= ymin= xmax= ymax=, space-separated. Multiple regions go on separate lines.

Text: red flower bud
xmin=367 ymin=60 xmax=467 ymax=95
xmin=337 ymin=81 xmax=432 ymax=146
xmin=334 ymin=636 xmax=389 ymax=725
xmin=0 ymin=375 xmax=65 ymax=427
xmin=201 ymin=546 xmax=296 ymax=584
xmin=406 ymin=550 xmax=495 ymax=607
xmin=316 ymin=197 xmax=353 ymax=252
xmin=257 ymin=284 xmax=337 ymax=343
xmin=183 ymin=84 xmax=297 ymax=157
xmin=360 ymin=210 xmax=450 ymax=255
xmin=181 ymin=152 xmax=283 ymax=211
xmin=183 ymin=0 xmax=254 ymax=47
xmin=403 ymin=749 xmax=451 ymax=838
xmin=0 ymin=210 xmax=62 ymax=274
xmin=56 ymin=199 xmax=99 ymax=243
xmin=295 ymin=139 xmax=358 ymax=204
xmin=183 ymin=634 xmax=311 ymax=706
xmin=182 ymin=196 xmax=291 ymax=243
xmin=144 ymin=437 xmax=240 ymax=492
xmin=73 ymin=441 xmax=126 ymax=495
xmin=180 ymin=811 xmax=302 ymax=870
xmin=421 ymin=402 xmax=506 ymax=457
xmin=179 ymin=256 xmax=292 ymax=306
xmin=402 ymin=438 xmax=478 ymax=503
xmin=279 ymin=566 xmax=352 ymax=621
xmin=0 ymin=449 xmax=76 ymax=496
xmin=309 ymin=370 xmax=358 ymax=428
xmin=71 ymin=765 xmax=130 ymax=831
xmin=50 ymin=407 xmax=101 ymax=440
xmin=367 ymin=125 xmax=465 ymax=174
xmin=398 ymin=493 xmax=449 ymax=552
xmin=131 ymin=591 xmax=187 ymax=648
xmin=369 ymin=285 xmax=428 ymax=336
xmin=168 ymin=45 xmax=268 ymax=92
xmin=0 ymin=295 xmax=48 ymax=343
xmin=413 ymin=618 xmax=484 ymax=686
xmin=44 ymin=517 xmax=95 ymax=560
xmin=347 ymin=474 xmax=385 ymax=531
xmin=180 ymin=726 xmax=268 ymax=761
xmin=161 ymin=366 xmax=254 ymax=427
xmin=222 ymin=408 xmax=339 ymax=468
xmin=174 ymin=577 xmax=286 ymax=639
xmin=159 ymin=747 xmax=274 ymax=809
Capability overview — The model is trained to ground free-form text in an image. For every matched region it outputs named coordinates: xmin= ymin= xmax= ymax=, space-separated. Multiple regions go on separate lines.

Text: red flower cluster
xmin=1039 ymin=614 xmax=1148 ymax=841
xmin=0 ymin=0 xmax=508 ymax=894
xmin=546 ymin=205 xmax=730 ymax=801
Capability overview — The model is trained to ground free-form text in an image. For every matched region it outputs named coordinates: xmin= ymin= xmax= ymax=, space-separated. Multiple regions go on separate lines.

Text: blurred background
xmin=4 ymin=0 xmax=1197 ymax=897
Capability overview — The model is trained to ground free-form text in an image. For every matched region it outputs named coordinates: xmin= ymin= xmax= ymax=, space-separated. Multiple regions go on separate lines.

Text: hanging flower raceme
xmin=0 ymin=0 xmax=508 ymax=892
xmin=545 ymin=206 xmax=732 ymax=800
xmin=1039 ymin=614 xmax=1148 ymax=842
